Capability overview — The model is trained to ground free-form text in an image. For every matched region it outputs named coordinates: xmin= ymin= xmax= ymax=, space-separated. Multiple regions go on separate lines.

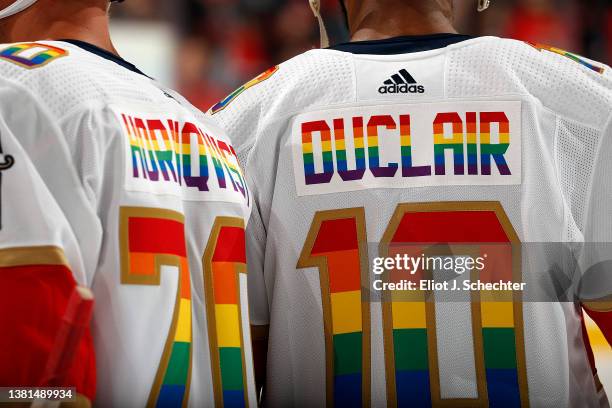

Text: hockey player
xmin=209 ymin=0 xmax=612 ymax=406
xmin=0 ymin=0 xmax=256 ymax=406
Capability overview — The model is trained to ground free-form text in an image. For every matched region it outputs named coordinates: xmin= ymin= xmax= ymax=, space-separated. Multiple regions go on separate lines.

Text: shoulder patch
xmin=526 ymin=42 xmax=605 ymax=74
xmin=0 ymin=42 xmax=68 ymax=69
xmin=210 ymin=65 xmax=279 ymax=115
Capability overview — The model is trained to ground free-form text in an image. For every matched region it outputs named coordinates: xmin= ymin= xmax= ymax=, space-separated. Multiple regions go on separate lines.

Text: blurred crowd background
xmin=109 ymin=0 xmax=612 ymax=112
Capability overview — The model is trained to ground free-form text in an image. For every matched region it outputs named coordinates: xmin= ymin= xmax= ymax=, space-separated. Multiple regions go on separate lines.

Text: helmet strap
xmin=308 ymin=0 xmax=330 ymax=48
xmin=0 ymin=0 xmax=38 ymax=19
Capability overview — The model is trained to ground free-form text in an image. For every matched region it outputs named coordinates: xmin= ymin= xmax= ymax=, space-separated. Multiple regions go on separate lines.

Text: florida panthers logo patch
xmin=210 ymin=65 xmax=279 ymax=115
xmin=526 ymin=42 xmax=605 ymax=74
xmin=0 ymin=42 xmax=68 ymax=69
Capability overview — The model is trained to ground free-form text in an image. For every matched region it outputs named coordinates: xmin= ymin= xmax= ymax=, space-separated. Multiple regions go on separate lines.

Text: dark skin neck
xmin=344 ymin=0 xmax=457 ymax=41
xmin=0 ymin=0 xmax=118 ymax=54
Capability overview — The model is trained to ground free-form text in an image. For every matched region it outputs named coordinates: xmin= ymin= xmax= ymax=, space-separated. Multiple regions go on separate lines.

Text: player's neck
xmin=348 ymin=5 xmax=457 ymax=41
xmin=0 ymin=4 xmax=118 ymax=55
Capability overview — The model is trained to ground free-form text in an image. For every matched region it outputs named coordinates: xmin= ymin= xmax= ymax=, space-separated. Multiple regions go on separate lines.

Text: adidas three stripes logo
xmin=378 ymin=69 xmax=425 ymax=94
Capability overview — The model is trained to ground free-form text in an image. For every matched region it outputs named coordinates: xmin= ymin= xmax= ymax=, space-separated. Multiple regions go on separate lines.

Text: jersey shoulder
xmin=0 ymin=41 xmax=70 ymax=70
xmin=0 ymin=40 xmax=160 ymax=121
xmin=449 ymin=37 xmax=612 ymax=128
xmin=208 ymin=49 xmax=355 ymax=149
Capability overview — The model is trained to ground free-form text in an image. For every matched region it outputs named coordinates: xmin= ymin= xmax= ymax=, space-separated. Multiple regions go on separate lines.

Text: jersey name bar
xmin=291 ymin=101 xmax=522 ymax=196
xmin=114 ymin=108 xmax=249 ymax=204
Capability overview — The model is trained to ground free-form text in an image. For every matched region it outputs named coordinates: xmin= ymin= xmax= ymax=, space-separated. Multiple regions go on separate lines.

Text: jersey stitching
xmin=525 ymin=91 xmax=607 ymax=132
xmin=350 ymin=53 xmax=358 ymax=104
xmin=245 ymin=93 xmax=530 ymax=131
xmin=581 ymin=109 xmax=612 ymax=241
xmin=551 ymin=114 xmax=576 ymax=241
xmin=0 ymin=76 xmax=88 ymax=196
xmin=0 ymin=76 xmax=95 ymax=281
xmin=57 ymin=99 xmax=109 ymax=123
xmin=443 ymin=45 xmax=450 ymax=99
xmin=318 ymin=36 xmax=497 ymax=60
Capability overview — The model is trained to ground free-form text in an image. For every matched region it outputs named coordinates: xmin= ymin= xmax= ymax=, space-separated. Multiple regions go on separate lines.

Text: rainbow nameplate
xmin=291 ymin=101 xmax=522 ymax=196
xmin=111 ymin=106 xmax=250 ymax=207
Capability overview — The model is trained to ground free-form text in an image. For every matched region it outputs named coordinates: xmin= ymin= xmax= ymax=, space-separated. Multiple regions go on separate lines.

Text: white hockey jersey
xmin=209 ymin=34 xmax=612 ymax=408
xmin=0 ymin=40 xmax=256 ymax=407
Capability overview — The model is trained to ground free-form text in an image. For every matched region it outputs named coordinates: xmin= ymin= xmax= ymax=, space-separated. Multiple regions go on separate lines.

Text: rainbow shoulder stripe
xmin=0 ymin=42 xmax=68 ymax=69
xmin=210 ymin=65 xmax=279 ymax=115
xmin=526 ymin=42 xmax=605 ymax=74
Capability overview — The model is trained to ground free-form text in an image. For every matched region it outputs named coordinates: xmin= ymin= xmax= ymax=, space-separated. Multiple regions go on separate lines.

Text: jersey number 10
xmin=298 ymin=202 xmax=528 ymax=408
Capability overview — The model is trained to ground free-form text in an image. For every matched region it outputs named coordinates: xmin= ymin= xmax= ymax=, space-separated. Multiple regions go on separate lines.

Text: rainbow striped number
xmin=120 ymin=208 xmax=248 ymax=408
xmin=203 ymin=217 xmax=250 ymax=408
xmin=298 ymin=209 xmax=371 ymax=407
xmin=299 ymin=202 xmax=529 ymax=408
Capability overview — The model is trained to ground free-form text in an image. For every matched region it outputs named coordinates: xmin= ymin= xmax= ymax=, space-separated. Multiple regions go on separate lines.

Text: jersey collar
xmin=328 ymin=33 xmax=473 ymax=55
xmin=58 ymin=39 xmax=150 ymax=78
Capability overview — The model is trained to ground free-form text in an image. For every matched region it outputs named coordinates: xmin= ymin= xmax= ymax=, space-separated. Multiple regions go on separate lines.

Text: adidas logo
xmin=378 ymin=69 xmax=425 ymax=94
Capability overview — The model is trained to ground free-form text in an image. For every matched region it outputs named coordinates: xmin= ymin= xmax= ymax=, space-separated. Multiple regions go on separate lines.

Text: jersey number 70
xmin=119 ymin=207 xmax=251 ymax=408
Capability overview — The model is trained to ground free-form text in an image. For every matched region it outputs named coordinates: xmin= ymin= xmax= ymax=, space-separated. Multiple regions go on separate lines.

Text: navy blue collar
xmin=59 ymin=39 xmax=149 ymax=77
xmin=329 ymin=33 xmax=473 ymax=55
